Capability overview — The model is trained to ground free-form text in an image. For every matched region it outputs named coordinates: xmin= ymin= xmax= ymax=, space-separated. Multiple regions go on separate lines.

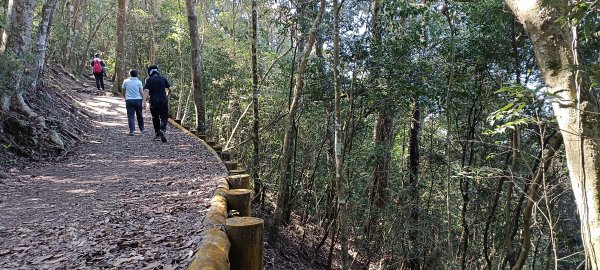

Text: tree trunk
xmin=176 ymin=0 xmax=185 ymax=119
xmin=332 ymin=0 xmax=347 ymax=267
xmin=146 ymin=0 xmax=156 ymax=65
xmin=1 ymin=0 xmax=37 ymax=110
xmin=511 ymin=132 xmax=563 ymax=270
xmin=0 ymin=0 xmax=13 ymax=53
xmin=182 ymin=82 xmax=193 ymax=125
xmin=365 ymin=0 xmax=394 ymax=248
xmin=406 ymin=97 xmax=421 ymax=269
xmin=273 ymin=0 xmax=326 ymax=230
xmin=506 ymin=1 xmax=600 ymax=268
xmin=32 ymin=0 xmax=60 ymax=90
xmin=63 ymin=0 xmax=74 ymax=66
xmin=70 ymin=0 xmax=86 ymax=68
xmin=185 ymin=0 xmax=206 ymax=134
xmin=366 ymin=111 xmax=394 ymax=233
xmin=114 ymin=0 xmax=128 ymax=94
xmin=444 ymin=0 xmax=456 ymax=258
xmin=0 ymin=0 xmax=10 ymax=107
xmin=315 ymin=36 xmax=336 ymax=225
xmin=63 ymin=0 xmax=86 ymax=68
xmin=251 ymin=0 xmax=261 ymax=201
xmin=504 ymin=128 xmax=519 ymax=268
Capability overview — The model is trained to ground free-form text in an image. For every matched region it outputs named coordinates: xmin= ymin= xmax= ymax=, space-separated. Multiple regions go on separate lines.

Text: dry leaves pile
xmin=0 ymin=93 xmax=227 ymax=269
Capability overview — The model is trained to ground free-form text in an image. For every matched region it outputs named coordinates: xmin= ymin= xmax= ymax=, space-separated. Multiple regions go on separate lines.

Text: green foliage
xmin=485 ymin=85 xmax=535 ymax=135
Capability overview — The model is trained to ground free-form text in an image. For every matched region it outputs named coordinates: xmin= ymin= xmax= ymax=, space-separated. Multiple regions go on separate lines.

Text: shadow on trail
xmin=0 ymin=94 xmax=227 ymax=269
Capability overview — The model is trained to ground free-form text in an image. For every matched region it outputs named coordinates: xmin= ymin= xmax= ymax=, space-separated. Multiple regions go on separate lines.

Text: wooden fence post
xmin=224 ymin=161 xmax=238 ymax=170
xmin=226 ymin=189 xmax=252 ymax=217
xmin=225 ymin=217 xmax=264 ymax=270
xmin=228 ymin=174 xmax=251 ymax=189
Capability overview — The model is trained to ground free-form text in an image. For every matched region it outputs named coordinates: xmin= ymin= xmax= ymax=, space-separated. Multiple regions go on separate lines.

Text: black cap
xmin=148 ymin=65 xmax=160 ymax=76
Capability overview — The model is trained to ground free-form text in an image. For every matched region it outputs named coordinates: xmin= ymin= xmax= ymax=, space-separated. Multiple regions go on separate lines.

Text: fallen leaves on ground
xmin=0 ymin=88 xmax=227 ymax=269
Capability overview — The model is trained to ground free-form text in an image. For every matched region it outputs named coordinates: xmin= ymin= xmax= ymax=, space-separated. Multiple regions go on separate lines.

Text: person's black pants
xmin=125 ymin=99 xmax=144 ymax=132
xmin=150 ymin=104 xmax=169 ymax=134
xmin=93 ymin=73 xmax=105 ymax=90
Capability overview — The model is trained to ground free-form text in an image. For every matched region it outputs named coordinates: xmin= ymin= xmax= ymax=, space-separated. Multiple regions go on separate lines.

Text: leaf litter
xmin=0 ymin=89 xmax=227 ymax=269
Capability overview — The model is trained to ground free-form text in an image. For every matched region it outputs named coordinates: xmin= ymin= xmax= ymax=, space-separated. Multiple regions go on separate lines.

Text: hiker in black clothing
xmin=144 ymin=65 xmax=171 ymax=143
xmin=91 ymin=53 xmax=106 ymax=91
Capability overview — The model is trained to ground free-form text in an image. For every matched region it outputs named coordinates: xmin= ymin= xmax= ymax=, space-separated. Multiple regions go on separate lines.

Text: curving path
xmin=0 ymin=93 xmax=227 ymax=269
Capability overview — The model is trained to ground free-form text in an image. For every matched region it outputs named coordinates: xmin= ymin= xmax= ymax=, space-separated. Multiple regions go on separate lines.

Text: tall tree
xmin=273 ymin=0 xmax=326 ymax=229
xmin=64 ymin=0 xmax=87 ymax=68
xmin=506 ymin=0 xmax=600 ymax=268
xmin=32 ymin=0 xmax=60 ymax=90
xmin=175 ymin=0 xmax=185 ymax=120
xmin=1 ymin=0 xmax=37 ymax=111
xmin=185 ymin=0 xmax=206 ymax=134
xmin=0 ymin=0 xmax=12 ymax=53
xmin=332 ymin=0 xmax=348 ymax=267
xmin=365 ymin=0 xmax=394 ymax=244
xmin=114 ymin=0 xmax=128 ymax=94
xmin=406 ymin=97 xmax=421 ymax=269
xmin=146 ymin=0 xmax=157 ymax=65
xmin=251 ymin=0 xmax=261 ymax=199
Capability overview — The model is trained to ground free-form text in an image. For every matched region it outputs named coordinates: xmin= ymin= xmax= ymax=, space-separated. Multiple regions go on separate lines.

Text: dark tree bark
xmin=251 ymin=0 xmax=261 ymax=202
xmin=405 ymin=97 xmax=421 ymax=270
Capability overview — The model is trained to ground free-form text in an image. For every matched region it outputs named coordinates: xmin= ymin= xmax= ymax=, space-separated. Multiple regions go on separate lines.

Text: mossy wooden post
xmin=225 ymin=217 xmax=264 ymax=270
xmin=226 ymin=189 xmax=252 ymax=217
xmin=224 ymin=161 xmax=238 ymax=170
xmin=228 ymin=174 xmax=251 ymax=189
xmin=229 ymin=169 xmax=246 ymax=175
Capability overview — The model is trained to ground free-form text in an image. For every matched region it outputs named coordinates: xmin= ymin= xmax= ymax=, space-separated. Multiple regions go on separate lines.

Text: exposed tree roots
xmin=0 ymin=64 xmax=94 ymax=169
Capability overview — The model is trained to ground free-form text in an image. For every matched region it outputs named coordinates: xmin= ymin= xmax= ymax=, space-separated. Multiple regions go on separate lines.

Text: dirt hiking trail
xmin=0 ymin=90 xmax=227 ymax=269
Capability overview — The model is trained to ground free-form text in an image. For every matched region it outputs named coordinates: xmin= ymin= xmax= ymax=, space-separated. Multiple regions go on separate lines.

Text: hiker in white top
xmin=122 ymin=69 xmax=146 ymax=135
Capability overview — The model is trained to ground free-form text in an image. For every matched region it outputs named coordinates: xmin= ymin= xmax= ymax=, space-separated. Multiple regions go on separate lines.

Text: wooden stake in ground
xmin=224 ymin=161 xmax=238 ymax=170
xmin=225 ymin=217 xmax=264 ymax=270
xmin=228 ymin=174 xmax=251 ymax=189
xmin=226 ymin=189 xmax=252 ymax=217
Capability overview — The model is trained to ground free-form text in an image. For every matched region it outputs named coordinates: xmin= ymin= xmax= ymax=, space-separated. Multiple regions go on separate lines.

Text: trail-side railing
xmin=168 ymin=119 xmax=264 ymax=270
